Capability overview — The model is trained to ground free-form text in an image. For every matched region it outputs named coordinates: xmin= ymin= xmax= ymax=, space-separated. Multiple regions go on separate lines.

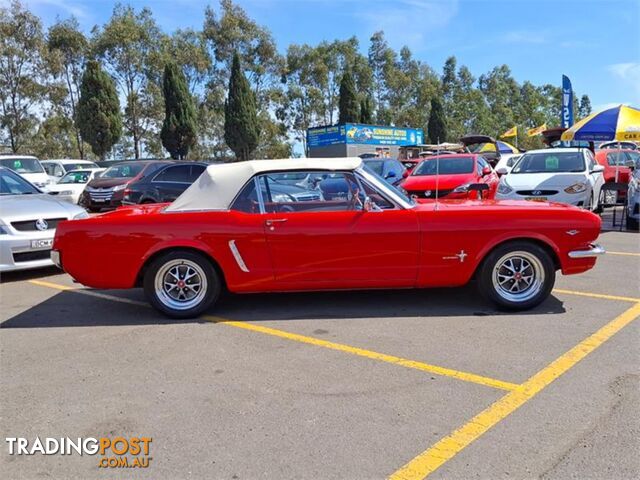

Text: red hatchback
xmin=595 ymin=149 xmax=638 ymax=184
xmin=400 ymin=154 xmax=499 ymax=200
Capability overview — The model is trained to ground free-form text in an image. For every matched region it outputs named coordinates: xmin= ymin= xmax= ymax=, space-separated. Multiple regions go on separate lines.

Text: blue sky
xmin=12 ymin=0 xmax=640 ymax=111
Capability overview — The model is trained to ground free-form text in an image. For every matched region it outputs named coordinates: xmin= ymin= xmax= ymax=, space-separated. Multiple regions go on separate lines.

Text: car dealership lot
xmin=1 ymin=230 xmax=638 ymax=479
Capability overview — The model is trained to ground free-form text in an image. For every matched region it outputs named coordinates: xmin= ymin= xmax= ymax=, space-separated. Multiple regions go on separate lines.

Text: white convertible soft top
xmin=166 ymin=157 xmax=363 ymax=212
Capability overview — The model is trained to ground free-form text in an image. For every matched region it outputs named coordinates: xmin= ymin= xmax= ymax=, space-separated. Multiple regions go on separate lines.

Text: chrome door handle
xmin=265 ymin=219 xmax=288 ymax=226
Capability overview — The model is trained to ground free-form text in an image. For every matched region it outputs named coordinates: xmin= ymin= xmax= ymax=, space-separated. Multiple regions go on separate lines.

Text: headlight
xmin=73 ymin=211 xmax=89 ymax=220
xmin=497 ymin=182 xmax=513 ymax=195
xmin=564 ymin=182 xmax=587 ymax=194
xmin=452 ymin=183 xmax=471 ymax=194
xmin=0 ymin=225 xmax=10 ymax=235
xmin=113 ymin=184 xmax=127 ymax=192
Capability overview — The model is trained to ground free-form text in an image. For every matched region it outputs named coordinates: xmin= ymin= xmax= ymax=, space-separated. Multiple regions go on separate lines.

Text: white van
xmin=41 ymin=159 xmax=100 ymax=182
xmin=0 ymin=155 xmax=52 ymax=191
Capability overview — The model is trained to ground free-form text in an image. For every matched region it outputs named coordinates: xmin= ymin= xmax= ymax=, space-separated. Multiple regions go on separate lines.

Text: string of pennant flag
xmin=500 ymin=124 xmax=547 ymax=138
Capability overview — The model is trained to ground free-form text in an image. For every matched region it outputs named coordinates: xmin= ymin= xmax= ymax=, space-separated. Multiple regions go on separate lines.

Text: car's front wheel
xmin=477 ymin=241 xmax=555 ymax=311
xmin=143 ymin=250 xmax=220 ymax=318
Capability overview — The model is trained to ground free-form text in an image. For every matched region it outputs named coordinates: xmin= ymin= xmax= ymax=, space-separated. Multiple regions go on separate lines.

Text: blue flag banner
xmin=562 ymin=75 xmax=574 ymax=128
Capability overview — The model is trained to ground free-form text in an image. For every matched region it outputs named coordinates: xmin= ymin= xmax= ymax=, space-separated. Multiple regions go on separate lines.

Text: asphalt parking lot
xmin=1 ymin=227 xmax=638 ymax=479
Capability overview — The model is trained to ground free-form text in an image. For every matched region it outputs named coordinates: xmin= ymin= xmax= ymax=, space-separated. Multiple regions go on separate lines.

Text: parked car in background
xmin=53 ymin=158 xmax=605 ymax=318
xmin=46 ymin=168 xmax=105 ymax=204
xmin=0 ymin=167 xmax=87 ymax=272
xmin=41 ymin=159 xmax=99 ymax=181
xmin=599 ymin=141 xmax=637 ymax=151
xmin=494 ymin=154 xmax=522 ymax=176
xmin=80 ymin=161 xmax=172 ymax=212
xmin=362 ymin=158 xmax=406 ymax=186
xmin=594 ymin=149 xmax=637 ymax=184
xmin=122 ymin=162 xmax=207 ymax=205
xmin=400 ymin=154 xmax=499 ymax=199
xmin=0 ymin=155 xmax=52 ymax=191
xmin=626 ymin=155 xmax=640 ymax=229
xmin=496 ymin=148 xmax=605 ymax=211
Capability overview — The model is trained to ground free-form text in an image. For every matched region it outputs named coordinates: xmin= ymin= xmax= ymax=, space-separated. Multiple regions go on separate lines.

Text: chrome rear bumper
xmin=568 ymin=244 xmax=606 ymax=259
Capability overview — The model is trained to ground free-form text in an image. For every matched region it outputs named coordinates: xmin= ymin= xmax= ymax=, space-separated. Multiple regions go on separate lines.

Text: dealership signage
xmin=307 ymin=124 xmax=424 ymax=148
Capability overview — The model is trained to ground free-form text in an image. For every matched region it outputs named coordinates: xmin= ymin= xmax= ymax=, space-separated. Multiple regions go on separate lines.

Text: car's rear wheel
xmin=143 ymin=250 xmax=220 ymax=318
xmin=477 ymin=241 xmax=555 ymax=311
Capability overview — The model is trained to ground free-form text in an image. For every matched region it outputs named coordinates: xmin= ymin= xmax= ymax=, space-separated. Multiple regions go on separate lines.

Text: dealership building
xmin=307 ymin=123 xmax=424 ymax=158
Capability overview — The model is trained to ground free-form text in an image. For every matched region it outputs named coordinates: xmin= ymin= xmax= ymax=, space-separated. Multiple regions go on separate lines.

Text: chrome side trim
xmin=568 ymin=244 xmax=606 ymax=259
xmin=228 ymin=240 xmax=250 ymax=272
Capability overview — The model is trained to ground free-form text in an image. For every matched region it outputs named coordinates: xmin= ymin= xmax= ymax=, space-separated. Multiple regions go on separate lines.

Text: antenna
xmin=434 ymin=137 xmax=440 ymax=211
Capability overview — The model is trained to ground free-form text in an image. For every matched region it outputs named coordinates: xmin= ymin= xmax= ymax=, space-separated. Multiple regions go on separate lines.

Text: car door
xmin=259 ymin=170 xmax=420 ymax=289
xmin=585 ymin=150 xmax=604 ymax=199
xmin=477 ymin=157 xmax=499 ymax=198
xmin=152 ymin=165 xmax=191 ymax=201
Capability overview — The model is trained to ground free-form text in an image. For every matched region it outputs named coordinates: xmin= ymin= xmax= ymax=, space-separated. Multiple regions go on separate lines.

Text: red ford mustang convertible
xmin=52 ymin=158 xmax=604 ymax=318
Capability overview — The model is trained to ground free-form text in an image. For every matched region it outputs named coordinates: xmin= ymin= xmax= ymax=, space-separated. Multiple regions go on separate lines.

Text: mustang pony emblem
xmin=442 ymin=250 xmax=468 ymax=263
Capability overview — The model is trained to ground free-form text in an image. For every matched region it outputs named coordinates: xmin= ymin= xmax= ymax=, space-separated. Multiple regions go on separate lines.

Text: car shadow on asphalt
xmin=0 ymin=266 xmax=62 ymax=284
xmin=1 ymin=283 xmax=566 ymax=329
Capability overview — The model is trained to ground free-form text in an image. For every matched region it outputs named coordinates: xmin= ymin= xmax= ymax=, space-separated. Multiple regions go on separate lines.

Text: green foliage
xmin=338 ymin=67 xmax=359 ymax=124
xmin=161 ymin=62 xmax=197 ymax=159
xmin=224 ymin=53 xmax=260 ymax=161
xmin=47 ymin=17 xmax=89 ymax=158
xmin=0 ymin=0 xmax=48 ymax=153
xmin=428 ymin=98 xmax=447 ymax=144
xmin=360 ymin=96 xmax=373 ymax=124
xmin=93 ymin=3 xmax=163 ymax=159
xmin=76 ymin=60 xmax=122 ymax=159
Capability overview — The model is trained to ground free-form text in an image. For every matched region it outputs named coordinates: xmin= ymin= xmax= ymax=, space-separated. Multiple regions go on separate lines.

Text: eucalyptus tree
xmin=47 ymin=17 xmax=89 ymax=158
xmin=0 ymin=0 xmax=48 ymax=153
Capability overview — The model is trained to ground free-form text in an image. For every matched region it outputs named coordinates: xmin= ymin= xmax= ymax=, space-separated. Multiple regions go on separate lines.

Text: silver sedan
xmin=0 ymin=167 xmax=88 ymax=272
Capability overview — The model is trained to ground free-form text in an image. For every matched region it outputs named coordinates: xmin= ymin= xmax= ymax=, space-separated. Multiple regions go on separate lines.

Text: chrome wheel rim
xmin=154 ymin=259 xmax=207 ymax=311
xmin=492 ymin=251 xmax=545 ymax=303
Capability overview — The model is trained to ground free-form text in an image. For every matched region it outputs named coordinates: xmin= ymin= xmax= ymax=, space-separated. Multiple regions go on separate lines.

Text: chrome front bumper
xmin=568 ymin=244 xmax=606 ymax=259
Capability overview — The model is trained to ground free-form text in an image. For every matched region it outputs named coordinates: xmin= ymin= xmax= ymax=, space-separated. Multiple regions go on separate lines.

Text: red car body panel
xmin=400 ymin=155 xmax=499 ymax=199
xmin=595 ymin=149 xmax=633 ymax=183
xmin=54 ymin=199 xmax=601 ymax=294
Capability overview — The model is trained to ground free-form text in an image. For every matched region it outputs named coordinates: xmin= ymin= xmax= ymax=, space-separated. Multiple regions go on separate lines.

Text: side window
xmin=230 ymin=179 xmax=259 ymax=213
xmin=585 ymin=150 xmax=596 ymax=169
xmin=42 ymin=163 xmax=55 ymax=175
xmin=188 ymin=165 xmax=206 ymax=182
xmin=260 ymin=171 xmax=358 ymax=213
xmin=54 ymin=164 xmax=64 ymax=177
xmin=358 ymin=179 xmax=394 ymax=209
xmin=154 ymin=165 xmax=190 ymax=183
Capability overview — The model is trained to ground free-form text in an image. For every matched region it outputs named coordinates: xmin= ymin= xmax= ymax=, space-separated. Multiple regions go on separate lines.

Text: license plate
xmin=524 ymin=196 xmax=547 ymax=202
xmin=31 ymin=239 xmax=53 ymax=249
xmin=93 ymin=198 xmax=106 ymax=202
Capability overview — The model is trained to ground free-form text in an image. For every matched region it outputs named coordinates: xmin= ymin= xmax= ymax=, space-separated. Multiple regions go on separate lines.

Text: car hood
xmin=0 ymin=194 xmax=84 ymax=221
xmin=502 ymin=172 xmax=586 ymax=189
xmin=402 ymin=173 xmax=476 ymax=190
xmin=47 ymin=183 xmax=85 ymax=192
xmin=87 ymin=177 xmax=132 ymax=188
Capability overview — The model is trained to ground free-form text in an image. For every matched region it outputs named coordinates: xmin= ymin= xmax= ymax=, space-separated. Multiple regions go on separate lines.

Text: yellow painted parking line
xmin=204 ymin=315 xmax=519 ymax=391
xmin=389 ymin=301 xmax=640 ymax=480
xmin=27 ymin=279 xmax=517 ymax=392
xmin=606 ymin=251 xmax=640 ymax=257
xmin=553 ymin=288 xmax=640 ymax=303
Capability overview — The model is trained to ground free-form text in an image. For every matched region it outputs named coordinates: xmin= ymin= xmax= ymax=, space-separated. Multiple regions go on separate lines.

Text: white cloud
xmin=607 ymin=62 xmax=640 ymax=104
xmin=355 ymin=0 xmax=459 ymax=51
xmin=24 ymin=0 xmax=89 ymax=20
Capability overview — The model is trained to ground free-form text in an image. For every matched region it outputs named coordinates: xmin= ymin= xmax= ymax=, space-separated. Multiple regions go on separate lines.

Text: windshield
xmin=360 ymin=165 xmax=415 ymax=207
xmin=0 ymin=157 xmax=44 ymax=174
xmin=363 ymin=160 xmax=385 ymax=176
xmin=59 ymin=170 xmax=93 ymax=184
xmin=627 ymin=151 xmax=640 ymax=168
xmin=512 ymin=152 xmax=585 ymax=174
xmin=606 ymin=152 xmax=635 ymax=167
xmin=102 ymin=163 xmax=145 ymax=178
xmin=413 ymin=157 xmax=474 ymax=176
xmin=64 ymin=162 xmax=98 ymax=172
xmin=0 ymin=168 xmax=40 ymax=195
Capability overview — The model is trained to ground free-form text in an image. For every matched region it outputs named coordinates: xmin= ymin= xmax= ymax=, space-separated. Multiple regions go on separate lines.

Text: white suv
xmin=0 ymin=155 xmax=53 ymax=191
xmin=41 ymin=159 xmax=100 ymax=182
